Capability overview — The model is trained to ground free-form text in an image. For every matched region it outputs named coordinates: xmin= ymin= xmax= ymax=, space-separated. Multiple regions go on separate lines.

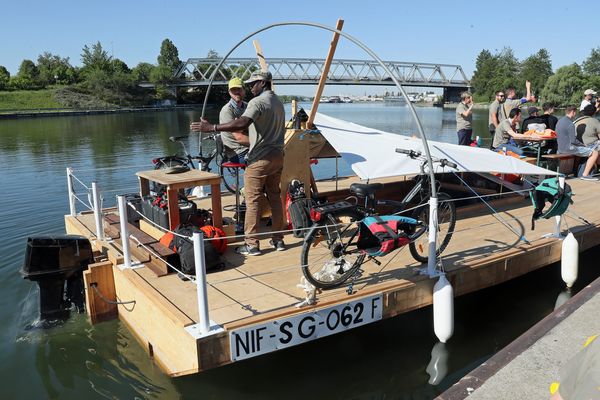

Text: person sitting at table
xmin=556 ymin=105 xmax=600 ymax=180
xmin=492 ymin=108 xmax=537 ymax=155
xmin=521 ymin=106 xmax=544 ymax=133
xmin=574 ymin=104 xmax=600 ymax=180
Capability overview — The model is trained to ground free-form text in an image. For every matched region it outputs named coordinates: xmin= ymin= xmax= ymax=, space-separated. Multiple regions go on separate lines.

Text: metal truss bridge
xmin=174 ymin=58 xmax=470 ymax=89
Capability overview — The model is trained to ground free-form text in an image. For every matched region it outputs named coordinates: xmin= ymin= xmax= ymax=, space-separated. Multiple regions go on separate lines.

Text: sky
xmin=1 ymin=0 xmax=597 ymax=96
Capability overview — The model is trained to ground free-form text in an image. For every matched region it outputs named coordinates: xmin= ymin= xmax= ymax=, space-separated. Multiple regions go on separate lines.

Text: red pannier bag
xmin=357 ymin=215 xmax=418 ymax=256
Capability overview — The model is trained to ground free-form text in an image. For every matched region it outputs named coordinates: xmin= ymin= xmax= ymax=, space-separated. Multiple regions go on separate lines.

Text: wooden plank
xmin=280 ymin=129 xmax=311 ymax=208
xmin=112 ymin=266 xmax=199 ymax=376
xmin=307 ymin=18 xmax=344 ymax=128
xmin=83 ymin=261 xmax=118 ymax=324
xmin=252 ymin=40 xmax=272 ymax=91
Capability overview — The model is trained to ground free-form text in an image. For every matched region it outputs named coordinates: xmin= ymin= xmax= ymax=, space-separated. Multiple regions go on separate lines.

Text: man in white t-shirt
xmin=579 ymin=88 xmax=599 ymax=111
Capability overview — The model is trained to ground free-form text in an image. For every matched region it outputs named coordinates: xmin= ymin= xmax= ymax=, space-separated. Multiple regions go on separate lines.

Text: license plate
xmin=229 ymin=294 xmax=382 ymax=362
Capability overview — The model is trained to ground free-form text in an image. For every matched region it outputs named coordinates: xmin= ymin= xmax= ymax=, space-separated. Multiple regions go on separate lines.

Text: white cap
xmin=584 ymin=89 xmax=597 ymax=96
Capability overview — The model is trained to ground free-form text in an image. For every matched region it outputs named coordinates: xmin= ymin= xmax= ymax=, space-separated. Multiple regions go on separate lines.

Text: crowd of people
xmin=456 ymin=84 xmax=600 ymax=180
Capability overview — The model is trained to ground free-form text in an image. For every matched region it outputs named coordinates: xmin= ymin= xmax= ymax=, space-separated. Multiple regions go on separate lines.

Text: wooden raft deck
xmin=64 ymin=178 xmax=600 ymax=376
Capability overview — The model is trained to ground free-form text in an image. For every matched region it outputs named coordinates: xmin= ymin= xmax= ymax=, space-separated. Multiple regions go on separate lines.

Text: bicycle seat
xmin=222 ymin=161 xmax=246 ymax=168
xmin=350 ymin=182 xmax=384 ymax=198
xmin=164 ymin=165 xmax=190 ymax=174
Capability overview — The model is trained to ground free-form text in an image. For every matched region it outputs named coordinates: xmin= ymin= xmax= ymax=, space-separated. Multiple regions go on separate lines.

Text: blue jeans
xmin=493 ymin=144 xmax=524 ymax=156
xmin=457 ymin=129 xmax=472 ymax=146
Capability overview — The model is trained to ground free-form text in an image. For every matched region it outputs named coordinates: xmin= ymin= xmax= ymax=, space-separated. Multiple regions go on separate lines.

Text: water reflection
xmin=426 ymin=341 xmax=449 ymax=385
xmin=554 ymin=289 xmax=573 ymax=310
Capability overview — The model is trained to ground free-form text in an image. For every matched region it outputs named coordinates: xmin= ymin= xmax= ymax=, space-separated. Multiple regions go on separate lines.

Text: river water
xmin=0 ymin=103 xmax=597 ymax=399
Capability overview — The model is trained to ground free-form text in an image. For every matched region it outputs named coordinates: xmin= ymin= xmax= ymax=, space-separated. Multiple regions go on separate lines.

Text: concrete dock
xmin=439 ymin=275 xmax=600 ymax=399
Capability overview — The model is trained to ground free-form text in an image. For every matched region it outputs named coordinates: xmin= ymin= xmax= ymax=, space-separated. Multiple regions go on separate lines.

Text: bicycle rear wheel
xmin=408 ymin=192 xmax=456 ymax=263
xmin=301 ymin=212 xmax=365 ymax=290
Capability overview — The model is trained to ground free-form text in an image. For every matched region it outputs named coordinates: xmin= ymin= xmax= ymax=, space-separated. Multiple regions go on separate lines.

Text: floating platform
xmin=64 ymin=177 xmax=600 ymax=377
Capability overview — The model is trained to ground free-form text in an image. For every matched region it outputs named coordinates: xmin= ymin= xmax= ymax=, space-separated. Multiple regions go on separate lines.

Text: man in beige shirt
xmin=455 ymin=91 xmax=473 ymax=145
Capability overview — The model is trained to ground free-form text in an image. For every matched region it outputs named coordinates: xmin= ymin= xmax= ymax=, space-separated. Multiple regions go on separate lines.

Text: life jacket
xmin=530 ymin=178 xmax=573 ymax=230
xmin=357 ymin=215 xmax=418 ymax=256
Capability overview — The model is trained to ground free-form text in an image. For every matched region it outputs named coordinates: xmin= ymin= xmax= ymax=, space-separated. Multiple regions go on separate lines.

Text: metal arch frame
xmin=177 ymin=57 xmax=469 ymax=87
xmin=198 ymin=21 xmax=440 ymax=274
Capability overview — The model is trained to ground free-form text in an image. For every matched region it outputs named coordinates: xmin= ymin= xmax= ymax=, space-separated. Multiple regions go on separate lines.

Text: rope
xmin=452 ymin=172 xmax=530 ymax=245
xmin=72 ymin=194 xmax=93 ymax=210
xmin=90 ymin=283 xmax=136 ymax=305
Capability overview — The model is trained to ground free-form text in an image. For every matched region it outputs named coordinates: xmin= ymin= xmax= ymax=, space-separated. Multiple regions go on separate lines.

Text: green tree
xmin=470 ymin=49 xmax=496 ymax=100
xmin=582 ymin=47 xmax=600 ymax=76
xmin=81 ymin=42 xmax=112 ymax=74
xmin=37 ymin=52 xmax=77 ymax=86
xmin=131 ymin=62 xmax=155 ymax=82
xmin=494 ymin=47 xmax=521 ymax=93
xmin=0 ymin=66 xmax=9 ymax=90
xmin=520 ymin=49 xmax=552 ymax=97
xmin=157 ymin=38 xmax=181 ymax=74
xmin=111 ymin=58 xmax=130 ymax=74
xmin=11 ymin=59 xmax=40 ymax=89
xmin=541 ymin=63 xmax=585 ymax=105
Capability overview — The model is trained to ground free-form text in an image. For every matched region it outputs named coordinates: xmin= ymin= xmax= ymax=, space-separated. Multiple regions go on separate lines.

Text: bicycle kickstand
xmin=345 ymin=268 xmax=364 ymax=295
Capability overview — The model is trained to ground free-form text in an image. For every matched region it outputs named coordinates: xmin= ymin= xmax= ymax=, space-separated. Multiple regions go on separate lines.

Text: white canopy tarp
xmin=313 ymin=112 xmax=558 ymax=180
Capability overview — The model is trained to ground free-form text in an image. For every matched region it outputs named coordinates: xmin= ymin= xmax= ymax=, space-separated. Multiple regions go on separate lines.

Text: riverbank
xmin=440 ymin=275 xmax=600 ymax=399
xmin=0 ymin=104 xmax=214 ymax=119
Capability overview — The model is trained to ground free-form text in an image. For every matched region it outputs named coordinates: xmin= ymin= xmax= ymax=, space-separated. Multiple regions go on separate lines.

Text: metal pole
xmin=193 ymin=232 xmax=210 ymax=334
xmin=117 ymin=195 xmax=132 ymax=268
xmin=66 ymin=167 xmax=76 ymax=216
xmin=91 ymin=182 xmax=104 ymax=240
xmin=427 ymin=197 xmax=439 ymax=276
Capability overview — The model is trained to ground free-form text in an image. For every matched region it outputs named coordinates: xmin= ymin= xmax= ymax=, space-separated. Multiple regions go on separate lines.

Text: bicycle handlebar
xmin=440 ymin=159 xmax=458 ymax=169
xmin=395 ymin=148 xmax=422 ymax=158
xmin=395 ymin=147 xmax=458 ymax=169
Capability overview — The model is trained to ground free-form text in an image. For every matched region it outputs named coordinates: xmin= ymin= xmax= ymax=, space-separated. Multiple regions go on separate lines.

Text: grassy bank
xmin=0 ymin=89 xmax=62 ymax=110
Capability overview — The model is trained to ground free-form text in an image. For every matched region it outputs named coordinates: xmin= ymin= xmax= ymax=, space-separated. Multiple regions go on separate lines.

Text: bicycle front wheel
xmin=408 ymin=192 xmax=456 ymax=263
xmin=301 ymin=212 xmax=365 ymax=290
xmin=220 ymin=164 xmax=244 ymax=195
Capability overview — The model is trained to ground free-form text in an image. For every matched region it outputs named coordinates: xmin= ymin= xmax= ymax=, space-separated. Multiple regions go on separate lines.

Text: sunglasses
xmin=497 ymin=94 xmax=505 ymax=97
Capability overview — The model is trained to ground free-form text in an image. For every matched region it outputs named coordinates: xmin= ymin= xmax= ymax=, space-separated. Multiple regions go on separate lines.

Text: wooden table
xmin=136 ymin=169 xmax=223 ymax=229
xmin=519 ymin=136 xmax=557 ymax=166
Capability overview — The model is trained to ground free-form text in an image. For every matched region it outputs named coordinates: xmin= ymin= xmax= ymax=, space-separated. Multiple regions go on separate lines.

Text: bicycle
xmin=152 ymin=134 xmax=244 ymax=195
xmin=300 ymin=148 xmax=458 ymax=290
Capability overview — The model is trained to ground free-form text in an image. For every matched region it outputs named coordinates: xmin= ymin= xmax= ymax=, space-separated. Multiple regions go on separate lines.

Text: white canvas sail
xmin=312 ymin=112 xmax=558 ymax=180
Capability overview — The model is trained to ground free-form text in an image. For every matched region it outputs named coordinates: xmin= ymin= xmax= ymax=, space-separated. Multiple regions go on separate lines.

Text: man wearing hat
xmin=580 ymin=89 xmax=599 ymax=111
xmin=219 ymin=77 xmax=250 ymax=164
xmin=190 ymin=70 xmax=286 ymax=255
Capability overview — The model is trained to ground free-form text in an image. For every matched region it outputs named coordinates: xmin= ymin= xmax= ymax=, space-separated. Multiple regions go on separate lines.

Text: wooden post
xmin=253 ymin=40 xmax=274 ymax=91
xmin=83 ymin=261 xmax=118 ymax=324
xmin=307 ymin=18 xmax=344 ymax=128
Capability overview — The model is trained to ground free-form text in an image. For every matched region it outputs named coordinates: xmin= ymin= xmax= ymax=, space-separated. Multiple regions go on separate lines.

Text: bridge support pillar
xmin=443 ymin=87 xmax=466 ymax=103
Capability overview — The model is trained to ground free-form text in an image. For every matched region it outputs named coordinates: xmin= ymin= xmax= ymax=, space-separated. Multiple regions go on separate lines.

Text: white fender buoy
xmin=433 ymin=274 xmax=454 ymax=343
xmin=561 ymin=232 xmax=578 ymax=288
xmin=426 ymin=341 xmax=449 ymax=385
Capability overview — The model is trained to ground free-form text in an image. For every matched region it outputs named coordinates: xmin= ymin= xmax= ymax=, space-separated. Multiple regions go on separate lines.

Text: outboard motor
xmin=21 ymin=235 xmax=93 ymax=322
